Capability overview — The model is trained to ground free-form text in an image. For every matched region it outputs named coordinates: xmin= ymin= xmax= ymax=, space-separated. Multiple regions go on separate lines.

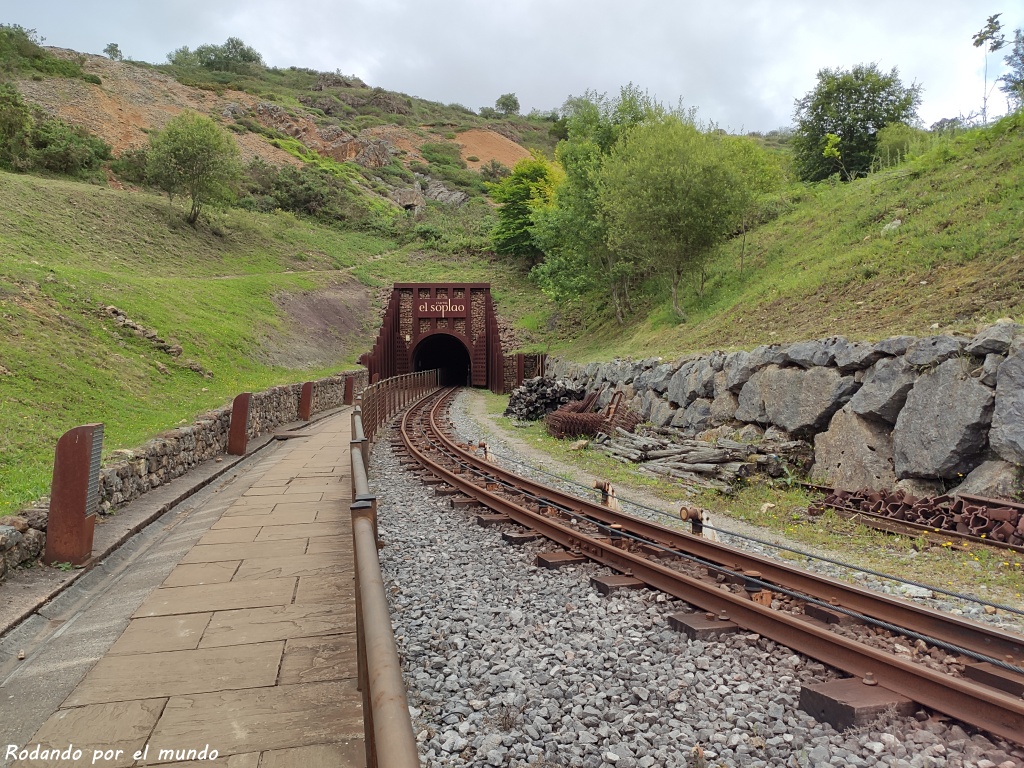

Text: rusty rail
xmin=348 ymin=372 xmax=439 ymax=768
xmin=400 ymin=388 xmax=1024 ymax=744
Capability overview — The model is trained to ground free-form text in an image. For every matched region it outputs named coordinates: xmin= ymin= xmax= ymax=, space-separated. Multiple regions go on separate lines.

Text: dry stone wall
xmin=0 ymin=368 xmax=367 ymax=583
xmin=546 ymin=321 xmax=1024 ymax=500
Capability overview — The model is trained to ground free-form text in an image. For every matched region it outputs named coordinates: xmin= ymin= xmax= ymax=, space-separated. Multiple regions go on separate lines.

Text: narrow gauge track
xmin=397 ymin=387 xmax=1024 ymax=745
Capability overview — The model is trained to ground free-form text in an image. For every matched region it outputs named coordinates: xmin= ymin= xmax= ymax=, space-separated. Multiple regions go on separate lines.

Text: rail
xmin=348 ymin=371 xmax=439 ymax=768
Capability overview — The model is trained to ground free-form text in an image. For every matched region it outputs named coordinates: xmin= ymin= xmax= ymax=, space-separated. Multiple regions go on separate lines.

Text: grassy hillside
xmin=556 ymin=114 xmax=1024 ymax=360
xmin=0 ymin=174 xmax=547 ymax=515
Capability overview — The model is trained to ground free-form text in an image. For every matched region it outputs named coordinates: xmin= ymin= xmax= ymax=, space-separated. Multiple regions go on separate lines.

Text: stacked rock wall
xmin=0 ymin=368 xmax=368 ymax=583
xmin=546 ymin=322 xmax=1024 ymax=499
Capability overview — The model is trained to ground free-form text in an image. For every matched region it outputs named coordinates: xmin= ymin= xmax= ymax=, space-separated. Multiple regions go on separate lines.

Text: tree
xmin=488 ymin=152 xmax=560 ymax=265
xmin=495 ymin=93 xmax=520 ymax=116
xmin=1001 ymin=28 xmax=1024 ymax=109
xmin=166 ymin=38 xmax=263 ymax=74
xmin=103 ymin=43 xmax=123 ymax=61
xmin=147 ymin=111 xmax=239 ymax=225
xmin=530 ymin=85 xmax=663 ymax=322
xmin=973 ymin=13 xmax=1007 ymax=123
xmin=791 ymin=63 xmax=922 ymax=182
xmin=0 ymin=83 xmax=31 ymax=169
xmin=599 ymin=117 xmax=747 ymax=317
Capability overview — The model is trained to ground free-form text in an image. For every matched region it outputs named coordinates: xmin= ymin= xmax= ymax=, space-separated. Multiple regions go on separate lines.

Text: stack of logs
xmin=504 ymin=377 xmax=585 ymax=421
xmin=594 ymin=426 xmax=814 ymax=492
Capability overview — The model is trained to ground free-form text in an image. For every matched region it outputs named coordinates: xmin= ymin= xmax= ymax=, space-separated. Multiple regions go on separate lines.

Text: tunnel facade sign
xmin=416 ymin=298 xmax=467 ymax=318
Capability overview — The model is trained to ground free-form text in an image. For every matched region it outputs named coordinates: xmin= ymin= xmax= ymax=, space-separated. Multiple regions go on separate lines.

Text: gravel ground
xmin=371 ymin=391 xmax=1024 ymax=768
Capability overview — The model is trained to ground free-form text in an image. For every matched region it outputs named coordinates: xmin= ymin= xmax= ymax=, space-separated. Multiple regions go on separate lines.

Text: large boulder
xmin=832 ymin=339 xmax=885 ymax=372
xmin=723 ymin=351 xmax=754 ymax=392
xmin=735 ymin=365 xmax=859 ymax=436
xmin=812 ymin=407 xmax=896 ymax=491
xmin=666 ymin=358 xmax=715 ymax=408
xmin=783 ymin=338 xmax=840 ymax=369
xmin=635 ymin=362 xmax=676 ymax=395
xmin=671 ymin=398 xmax=713 ymax=433
xmin=965 ymin=321 xmax=1022 ymax=356
xmin=873 ymin=335 xmax=917 ymax=357
xmin=952 ymin=459 xmax=1023 ymax=500
xmin=648 ymin=398 xmax=676 ymax=428
xmin=989 ymin=347 xmax=1024 ymax=465
xmin=903 ymin=335 xmax=966 ymax=368
xmin=848 ymin=357 xmax=917 ymax=425
xmin=892 ymin=359 xmax=994 ymax=479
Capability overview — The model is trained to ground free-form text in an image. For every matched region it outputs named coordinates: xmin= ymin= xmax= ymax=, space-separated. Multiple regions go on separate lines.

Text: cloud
xmin=7 ymin=1 xmax=1022 ymax=130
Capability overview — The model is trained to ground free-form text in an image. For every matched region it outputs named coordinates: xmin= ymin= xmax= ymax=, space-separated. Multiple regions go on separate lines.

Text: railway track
xmin=395 ymin=387 xmax=1024 ymax=745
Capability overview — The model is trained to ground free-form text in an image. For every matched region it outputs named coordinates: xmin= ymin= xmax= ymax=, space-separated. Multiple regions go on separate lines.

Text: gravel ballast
xmin=371 ymin=391 xmax=1024 ymax=768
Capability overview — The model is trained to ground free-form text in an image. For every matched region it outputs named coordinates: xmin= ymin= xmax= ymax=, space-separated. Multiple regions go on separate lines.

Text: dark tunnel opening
xmin=412 ymin=333 xmax=471 ymax=386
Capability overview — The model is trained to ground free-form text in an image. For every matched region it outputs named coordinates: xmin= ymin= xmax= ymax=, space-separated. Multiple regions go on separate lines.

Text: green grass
xmin=0 ymin=173 xmax=552 ymax=515
xmin=555 ymin=113 xmax=1024 ymax=361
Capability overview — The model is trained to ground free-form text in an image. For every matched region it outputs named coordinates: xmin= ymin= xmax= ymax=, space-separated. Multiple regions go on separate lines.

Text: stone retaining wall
xmin=547 ymin=322 xmax=1024 ymax=500
xmin=0 ymin=368 xmax=368 ymax=582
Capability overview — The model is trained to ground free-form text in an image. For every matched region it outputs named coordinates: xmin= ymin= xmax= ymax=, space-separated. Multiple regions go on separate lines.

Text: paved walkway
xmin=4 ymin=411 xmax=364 ymax=768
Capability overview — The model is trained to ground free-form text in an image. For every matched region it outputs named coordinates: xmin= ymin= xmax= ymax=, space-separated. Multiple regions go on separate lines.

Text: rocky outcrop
xmin=423 ymin=179 xmax=469 ymax=206
xmin=547 ymin=320 xmax=1020 ymax=500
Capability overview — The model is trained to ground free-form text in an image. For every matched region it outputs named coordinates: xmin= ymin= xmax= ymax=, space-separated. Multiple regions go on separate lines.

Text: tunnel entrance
xmin=412 ymin=333 xmax=471 ymax=386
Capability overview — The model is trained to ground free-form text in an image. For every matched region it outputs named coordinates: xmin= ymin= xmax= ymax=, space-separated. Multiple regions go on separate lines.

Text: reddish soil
xmin=457 ymin=128 xmax=532 ymax=170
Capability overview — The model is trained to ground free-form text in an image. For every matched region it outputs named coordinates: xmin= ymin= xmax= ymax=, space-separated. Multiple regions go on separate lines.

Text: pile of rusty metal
xmin=545 ymin=389 xmax=643 ymax=439
xmin=811 ymin=488 xmax=1024 ymax=546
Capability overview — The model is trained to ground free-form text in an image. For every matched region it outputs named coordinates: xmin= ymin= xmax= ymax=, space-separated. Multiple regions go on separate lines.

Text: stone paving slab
xmin=278 ymin=634 xmax=357 ymax=685
xmin=179 ymin=540 xmax=306 ymax=564
xmin=66 ymin=641 xmax=284 ymax=706
xmin=232 ymin=553 xmax=351 ymax=581
xmin=198 ymin=604 xmax=355 ymax=648
xmin=146 ymin=681 xmax=362 ymax=758
xmin=133 ymin=578 xmax=297 ymax=618
xmin=108 ymin=614 xmax=212 ymax=655
xmin=161 ymin=562 xmax=239 ymax=588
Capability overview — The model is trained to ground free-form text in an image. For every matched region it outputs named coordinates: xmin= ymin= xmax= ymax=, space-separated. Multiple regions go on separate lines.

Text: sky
xmin=9 ymin=1 xmax=1024 ymax=132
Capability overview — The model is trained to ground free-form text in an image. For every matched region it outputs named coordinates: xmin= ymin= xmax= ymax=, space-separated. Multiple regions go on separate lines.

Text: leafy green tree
xmin=599 ymin=117 xmax=747 ymax=317
xmin=495 ymin=93 xmax=520 ymax=116
xmin=103 ymin=43 xmax=123 ymax=61
xmin=1001 ymin=28 xmax=1024 ymax=109
xmin=531 ymin=85 xmax=663 ymax=322
xmin=792 ymin=63 xmax=922 ymax=181
xmin=720 ymin=134 xmax=785 ymax=269
xmin=147 ymin=111 xmax=240 ymax=224
xmin=488 ymin=152 xmax=560 ymax=265
xmin=167 ymin=38 xmax=263 ymax=74
xmin=0 ymin=84 xmax=31 ymax=169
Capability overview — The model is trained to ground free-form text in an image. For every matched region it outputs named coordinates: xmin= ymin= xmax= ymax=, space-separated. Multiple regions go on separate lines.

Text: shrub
xmin=420 ymin=141 xmax=465 ymax=168
xmin=466 ymin=155 xmax=479 ymax=162
xmin=28 ymin=117 xmax=111 ymax=176
xmin=82 ymin=73 xmax=101 ymax=85
xmin=111 ymin=146 xmax=150 ymax=184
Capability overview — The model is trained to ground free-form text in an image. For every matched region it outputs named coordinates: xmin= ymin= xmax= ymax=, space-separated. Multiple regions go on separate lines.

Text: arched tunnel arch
xmin=412 ymin=333 xmax=471 ymax=386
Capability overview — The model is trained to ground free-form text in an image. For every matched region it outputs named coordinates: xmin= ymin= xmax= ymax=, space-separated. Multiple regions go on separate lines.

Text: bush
xmin=29 ymin=117 xmax=111 ymax=176
xmin=873 ymin=123 xmax=930 ymax=170
xmin=111 ymin=146 xmax=150 ymax=184
xmin=82 ymin=73 xmax=102 ymax=85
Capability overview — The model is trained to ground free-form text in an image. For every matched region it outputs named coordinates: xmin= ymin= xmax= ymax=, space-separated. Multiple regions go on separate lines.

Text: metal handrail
xmin=348 ymin=369 xmax=439 ymax=768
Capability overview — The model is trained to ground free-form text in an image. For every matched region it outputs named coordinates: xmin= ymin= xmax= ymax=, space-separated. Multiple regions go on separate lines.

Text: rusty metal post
xmin=344 ymin=375 xmax=355 ymax=406
xmin=298 ymin=381 xmax=314 ymax=421
xmin=44 ymin=423 xmax=104 ymax=566
xmin=227 ymin=392 xmax=252 ymax=455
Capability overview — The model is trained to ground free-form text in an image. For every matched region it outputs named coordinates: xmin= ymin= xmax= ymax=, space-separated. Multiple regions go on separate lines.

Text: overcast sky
xmin=10 ymin=2 xmax=1024 ymax=131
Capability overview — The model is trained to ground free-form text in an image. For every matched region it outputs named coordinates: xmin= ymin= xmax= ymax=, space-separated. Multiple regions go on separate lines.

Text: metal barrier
xmin=349 ymin=369 xmax=439 ymax=768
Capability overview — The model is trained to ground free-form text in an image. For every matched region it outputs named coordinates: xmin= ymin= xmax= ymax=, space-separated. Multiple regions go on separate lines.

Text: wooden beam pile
xmin=594 ymin=426 xmax=813 ymax=492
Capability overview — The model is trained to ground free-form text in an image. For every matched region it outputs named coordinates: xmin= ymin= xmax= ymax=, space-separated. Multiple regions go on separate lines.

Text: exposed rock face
xmin=649 ymin=399 xmax=676 ymax=428
xmin=893 ymin=359 xmax=994 ymax=479
xmin=549 ymin=320 xmax=1023 ymax=500
xmin=953 ymin=460 xmax=1023 ymax=499
xmin=424 ymin=179 xmax=469 ymax=206
xmin=736 ymin=366 xmax=858 ymax=436
xmin=989 ymin=347 xmax=1024 ymax=464
xmin=391 ymin=187 xmax=424 ymax=212
xmin=849 ymin=357 xmax=917 ymax=425
xmin=812 ymin=407 xmax=896 ymax=491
